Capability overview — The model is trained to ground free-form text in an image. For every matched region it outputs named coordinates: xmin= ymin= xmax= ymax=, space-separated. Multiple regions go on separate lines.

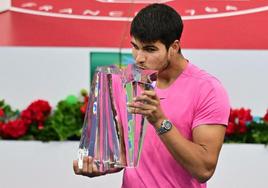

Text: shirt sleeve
xmin=192 ymin=79 xmax=230 ymax=129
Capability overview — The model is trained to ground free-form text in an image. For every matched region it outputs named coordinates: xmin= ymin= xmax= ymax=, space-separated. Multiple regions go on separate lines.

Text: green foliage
xmin=2 ymin=95 xmax=268 ymax=144
xmin=0 ymin=100 xmax=19 ymax=122
xmin=49 ymin=96 xmax=84 ymax=141
xmin=250 ymin=122 xmax=268 ymax=144
xmin=225 ymin=122 xmax=268 ymax=145
xmin=21 ymin=119 xmax=60 ymax=141
xmin=0 ymin=93 xmax=86 ymax=142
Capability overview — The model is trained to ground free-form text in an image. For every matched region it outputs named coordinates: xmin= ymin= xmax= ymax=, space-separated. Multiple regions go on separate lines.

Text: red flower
xmin=35 ymin=112 xmax=45 ymax=122
xmin=226 ymin=122 xmax=236 ymax=135
xmin=0 ymin=119 xmax=28 ymax=139
xmin=21 ymin=100 xmax=51 ymax=127
xmin=20 ymin=110 xmax=32 ymax=125
xmin=263 ymin=109 xmax=268 ymax=123
xmin=237 ymin=108 xmax=253 ymax=122
xmin=0 ymin=122 xmax=3 ymax=130
xmin=27 ymin=100 xmax=51 ymax=116
xmin=238 ymin=120 xmax=247 ymax=134
xmin=80 ymin=96 xmax=88 ymax=114
xmin=0 ymin=108 xmax=4 ymax=117
xmin=227 ymin=108 xmax=252 ymax=135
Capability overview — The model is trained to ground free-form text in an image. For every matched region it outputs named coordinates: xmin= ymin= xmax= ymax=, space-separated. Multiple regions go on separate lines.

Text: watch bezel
xmin=157 ymin=119 xmax=172 ymax=135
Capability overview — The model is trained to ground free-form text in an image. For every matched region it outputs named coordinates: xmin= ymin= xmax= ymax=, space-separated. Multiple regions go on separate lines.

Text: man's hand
xmin=73 ymin=156 xmax=124 ymax=178
xmin=73 ymin=156 xmax=105 ymax=178
xmin=127 ymin=90 xmax=166 ymax=127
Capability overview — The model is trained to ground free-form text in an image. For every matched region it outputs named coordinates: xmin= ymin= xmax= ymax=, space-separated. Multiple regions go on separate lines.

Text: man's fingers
xmin=134 ymin=96 xmax=158 ymax=106
xmin=141 ymin=90 xmax=158 ymax=99
xmin=92 ymin=161 xmax=106 ymax=177
xmin=82 ymin=156 xmax=89 ymax=174
xmin=74 ymin=157 xmax=121 ymax=178
xmin=73 ymin=160 xmax=81 ymax=175
xmin=87 ymin=156 xmax=94 ymax=174
xmin=92 ymin=161 xmax=101 ymax=174
xmin=133 ymin=91 xmax=159 ymax=105
xmin=73 ymin=156 xmax=106 ymax=178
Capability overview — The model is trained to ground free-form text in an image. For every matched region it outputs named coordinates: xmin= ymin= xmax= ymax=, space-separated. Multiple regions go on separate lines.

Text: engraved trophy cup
xmin=77 ymin=64 xmax=157 ymax=172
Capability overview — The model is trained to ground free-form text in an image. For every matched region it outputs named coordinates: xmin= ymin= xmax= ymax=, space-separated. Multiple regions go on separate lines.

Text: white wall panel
xmin=0 ymin=47 xmax=267 ymax=116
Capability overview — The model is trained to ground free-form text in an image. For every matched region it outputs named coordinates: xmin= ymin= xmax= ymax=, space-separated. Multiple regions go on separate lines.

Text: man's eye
xmin=132 ymin=45 xmax=139 ymax=50
xmin=145 ymin=48 xmax=156 ymax=52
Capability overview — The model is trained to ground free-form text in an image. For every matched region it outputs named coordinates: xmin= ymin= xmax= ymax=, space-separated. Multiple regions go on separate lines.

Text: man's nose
xmin=135 ymin=51 xmax=146 ymax=66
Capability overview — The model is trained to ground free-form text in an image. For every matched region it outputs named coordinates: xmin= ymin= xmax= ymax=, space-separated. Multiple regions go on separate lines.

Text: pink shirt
xmin=121 ymin=63 xmax=230 ymax=188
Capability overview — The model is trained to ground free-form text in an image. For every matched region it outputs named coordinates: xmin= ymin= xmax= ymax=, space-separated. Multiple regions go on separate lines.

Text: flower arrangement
xmin=1 ymin=91 xmax=268 ymax=144
xmin=225 ymin=108 xmax=268 ymax=144
xmin=0 ymin=90 xmax=88 ymax=141
xmin=0 ymin=101 xmax=25 ymax=139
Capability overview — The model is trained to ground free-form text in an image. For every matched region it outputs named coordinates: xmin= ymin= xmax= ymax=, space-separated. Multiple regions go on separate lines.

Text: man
xmin=73 ymin=3 xmax=230 ymax=188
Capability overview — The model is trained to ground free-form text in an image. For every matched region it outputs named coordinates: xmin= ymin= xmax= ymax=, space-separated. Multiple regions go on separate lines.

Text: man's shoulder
xmin=183 ymin=63 xmax=221 ymax=87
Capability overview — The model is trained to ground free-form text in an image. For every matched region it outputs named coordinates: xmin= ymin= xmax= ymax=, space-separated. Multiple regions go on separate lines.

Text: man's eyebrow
xmin=130 ymin=41 xmax=137 ymax=46
xmin=142 ymin=44 xmax=159 ymax=50
xmin=130 ymin=41 xmax=158 ymax=49
xmin=143 ymin=44 xmax=157 ymax=48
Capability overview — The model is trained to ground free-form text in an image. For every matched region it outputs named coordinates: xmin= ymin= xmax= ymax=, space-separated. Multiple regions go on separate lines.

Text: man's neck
xmin=157 ymin=54 xmax=188 ymax=89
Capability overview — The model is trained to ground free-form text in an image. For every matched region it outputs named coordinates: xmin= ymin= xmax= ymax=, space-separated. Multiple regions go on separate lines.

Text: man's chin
xmin=135 ymin=65 xmax=146 ymax=70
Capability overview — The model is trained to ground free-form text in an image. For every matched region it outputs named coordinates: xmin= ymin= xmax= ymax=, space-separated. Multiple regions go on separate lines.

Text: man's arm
xmin=128 ymin=90 xmax=227 ymax=183
xmin=158 ymin=122 xmax=226 ymax=183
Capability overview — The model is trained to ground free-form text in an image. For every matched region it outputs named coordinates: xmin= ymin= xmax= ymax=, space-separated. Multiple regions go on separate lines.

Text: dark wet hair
xmin=130 ymin=3 xmax=183 ymax=51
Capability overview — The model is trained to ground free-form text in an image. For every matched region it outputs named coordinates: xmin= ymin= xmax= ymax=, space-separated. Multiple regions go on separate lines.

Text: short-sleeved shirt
xmin=121 ymin=63 xmax=230 ymax=188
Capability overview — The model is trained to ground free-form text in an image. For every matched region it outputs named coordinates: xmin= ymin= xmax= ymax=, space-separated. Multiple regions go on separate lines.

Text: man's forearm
xmin=157 ymin=125 xmax=224 ymax=183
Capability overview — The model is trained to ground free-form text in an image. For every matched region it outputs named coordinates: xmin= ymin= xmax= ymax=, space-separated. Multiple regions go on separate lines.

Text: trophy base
xmin=94 ymin=159 xmax=127 ymax=172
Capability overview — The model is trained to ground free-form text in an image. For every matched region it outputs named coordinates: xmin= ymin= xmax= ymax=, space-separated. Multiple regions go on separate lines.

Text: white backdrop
xmin=0 ymin=47 xmax=267 ymax=115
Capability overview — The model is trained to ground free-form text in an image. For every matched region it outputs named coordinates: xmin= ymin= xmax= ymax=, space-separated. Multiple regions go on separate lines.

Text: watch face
xmin=163 ymin=120 xmax=172 ymax=130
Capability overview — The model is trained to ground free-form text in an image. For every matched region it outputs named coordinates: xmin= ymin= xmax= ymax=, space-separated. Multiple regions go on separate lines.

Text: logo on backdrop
xmin=10 ymin=0 xmax=268 ymax=21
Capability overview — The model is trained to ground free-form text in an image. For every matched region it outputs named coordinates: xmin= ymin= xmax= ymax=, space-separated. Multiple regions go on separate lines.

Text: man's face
xmin=130 ymin=37 xmax=170 ymax=71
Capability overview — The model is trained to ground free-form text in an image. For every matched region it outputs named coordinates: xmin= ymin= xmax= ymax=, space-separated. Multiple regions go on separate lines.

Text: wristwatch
xmin=156 ymin=119 xmax=173 ymax=135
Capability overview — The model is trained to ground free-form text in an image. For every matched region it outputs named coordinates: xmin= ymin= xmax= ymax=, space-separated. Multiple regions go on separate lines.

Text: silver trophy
xmin=77 ymin=64 xmax=156 ymax=172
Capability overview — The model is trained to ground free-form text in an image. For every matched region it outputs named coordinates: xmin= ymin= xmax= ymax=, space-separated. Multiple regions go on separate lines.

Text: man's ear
xmin=171 ymin=40 xmax=180 ymax=53
xmin=169 ymin=40 xmax=180 ymax=56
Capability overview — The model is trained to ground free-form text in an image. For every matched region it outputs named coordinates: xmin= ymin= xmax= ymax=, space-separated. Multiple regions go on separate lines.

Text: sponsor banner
xmin=0 ymin=0 xmax=267 ymax=49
